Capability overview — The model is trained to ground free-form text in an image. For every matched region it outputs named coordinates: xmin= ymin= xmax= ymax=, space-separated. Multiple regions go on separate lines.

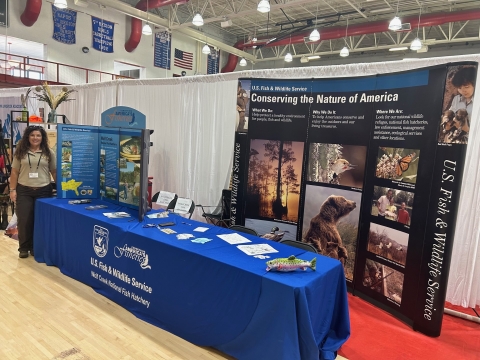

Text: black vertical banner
xmin=230 ymin=79 xmax=252 ymax=226
xmin=231 ymin=63 xmax=476 ymax=336
xmin=412 ymin=63 xmax=476 ymax=336
xmin=230 ymin=131 xmax=248 ymax=226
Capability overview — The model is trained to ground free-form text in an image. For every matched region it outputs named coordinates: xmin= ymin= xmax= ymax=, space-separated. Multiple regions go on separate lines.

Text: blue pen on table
xmin=182 ymin=222 xmax=192 ymax=226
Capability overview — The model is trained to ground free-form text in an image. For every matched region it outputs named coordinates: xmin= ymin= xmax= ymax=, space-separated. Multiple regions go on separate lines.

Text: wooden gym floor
xmin=0 ymin=232 xmax=233 ymax=360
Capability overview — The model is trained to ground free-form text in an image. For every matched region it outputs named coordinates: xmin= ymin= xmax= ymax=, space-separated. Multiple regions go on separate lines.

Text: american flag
xmin=174 ymin=48 xmax=193 ymax=70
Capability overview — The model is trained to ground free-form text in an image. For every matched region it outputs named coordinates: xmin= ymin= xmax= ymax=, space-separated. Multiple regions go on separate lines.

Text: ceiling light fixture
xmin=410 ymin=6 xmax=423 ymax=51
xmin=309 ymin=29 xmax=320 ymax=42
xmin=309 ymin=1 xmax=320 ymax=42
xmin=307 ymin=55 xmax=320 ymax=60
xmin=370 ymin=7 xmax=392 ymax=13
xmin=239 ymin=58 xmax=247 ymax=66
xmin=340 ymin=18 xmax=350 ymax=57
xmin=388 ymin=0 xmax=402 ymax=31
xmin=202 ymin=43 xmax=211 ymax=54
xmin=192 ymin=13 xmax=204 ymax=26
xmin=340 ymin=47 xmax=349 ymax=57
xmin=142 ymin=23 xmax=152 ymax=35
xmin=142 ymin=0 xmax=152 ymax=35
xmin=389 ymin=46 xmax=409 ymax=51
xmin=389 ymin=16 xmax=402 ymax=31
xmin=285 ymin=35 xmax=293 ymax=62
xmin=410 ymin=37 xmax=422 ymax=51
xmin=257 ymin=0 xmax=270 ymax=13
xmin=54 ymin=0 xmax=68 ymax=8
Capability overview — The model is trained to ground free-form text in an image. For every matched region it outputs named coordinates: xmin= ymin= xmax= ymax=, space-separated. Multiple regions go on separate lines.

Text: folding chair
xmin=279 ymin=239 xmax=318 ymax=253
xmin=152 ymin=191 xmax=178 ymax=211
xmin=197 ymin=189 xmax=231 ymax=227
xmin=228 ymin=225 xmax=259 ymax=236
xmin=172 ymin=198 xmax=195 ymax=219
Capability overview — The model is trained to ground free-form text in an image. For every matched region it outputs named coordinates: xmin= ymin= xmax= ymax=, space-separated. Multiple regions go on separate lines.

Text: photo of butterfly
xmin=395 ymin=152 xmax=416 ymax=177
xmin=376 ymin=147 xmax=420 ymax=184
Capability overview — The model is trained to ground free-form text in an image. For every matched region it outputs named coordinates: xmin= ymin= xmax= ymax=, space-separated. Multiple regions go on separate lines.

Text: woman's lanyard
xmin=27 ymin=152 xmax=42 ymax=178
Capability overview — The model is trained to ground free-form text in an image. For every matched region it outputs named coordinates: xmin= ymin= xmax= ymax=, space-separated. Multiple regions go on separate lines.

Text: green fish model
xmin=266 ymin=255 xmax=316 ymax=272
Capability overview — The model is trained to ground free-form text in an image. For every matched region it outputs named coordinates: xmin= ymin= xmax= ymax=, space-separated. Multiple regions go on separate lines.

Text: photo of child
xmin=439 ymin=65 xmax=477 ymax=144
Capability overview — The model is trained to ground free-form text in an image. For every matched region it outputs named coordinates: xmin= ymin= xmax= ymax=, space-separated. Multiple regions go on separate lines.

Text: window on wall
xmin=114 ymin=61 xmax=145 ymax=79
xmin=0 ymin=35 xmax=46 ymax=79
xmin=12 ymin=69 xmax=43 ymax=80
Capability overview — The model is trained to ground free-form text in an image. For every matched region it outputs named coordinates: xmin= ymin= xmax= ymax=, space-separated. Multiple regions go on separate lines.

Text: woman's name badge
xmin=29 ymin=172 xmax=39 ymax=178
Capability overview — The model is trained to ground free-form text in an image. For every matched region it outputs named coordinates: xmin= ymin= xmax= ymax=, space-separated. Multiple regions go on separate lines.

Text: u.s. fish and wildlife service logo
xmin=93 ymin=225 xmax=109 ymax=257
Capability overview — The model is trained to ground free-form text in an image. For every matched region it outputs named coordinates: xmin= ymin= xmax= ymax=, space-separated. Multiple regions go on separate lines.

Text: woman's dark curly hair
xmin=14 ymin=126 xmax=52 ymax=162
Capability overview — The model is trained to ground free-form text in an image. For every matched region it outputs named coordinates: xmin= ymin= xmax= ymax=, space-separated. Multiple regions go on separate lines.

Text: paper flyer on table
xmin=237 ymin=244 xmax=279 ymax=256
xmin=194 ymin=227 xmax=209 ymax=232
xmin=217 ymin=233 xmax=251 ymax=245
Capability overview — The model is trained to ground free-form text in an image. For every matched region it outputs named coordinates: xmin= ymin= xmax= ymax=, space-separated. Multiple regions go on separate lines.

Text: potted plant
xmin=34 ymin=82 xmax=76 ymax=123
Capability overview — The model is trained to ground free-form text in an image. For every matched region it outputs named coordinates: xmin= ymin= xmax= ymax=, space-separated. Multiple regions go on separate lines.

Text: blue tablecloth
xmin=34 ymin=198 xmax=350 ymax=360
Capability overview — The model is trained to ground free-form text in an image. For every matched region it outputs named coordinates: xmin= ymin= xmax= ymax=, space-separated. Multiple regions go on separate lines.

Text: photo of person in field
xmin=367 ymin=223 xmax=409 ymax=267
xmin=371 ymin=186 xmax=414 ymax=226
xmin=363 ymin=259 xmax=404 ymax=304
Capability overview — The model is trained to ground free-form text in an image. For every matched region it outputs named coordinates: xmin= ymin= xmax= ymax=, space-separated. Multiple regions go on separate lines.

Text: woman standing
xmin=9 ymin=126 xmax=56 ymax=258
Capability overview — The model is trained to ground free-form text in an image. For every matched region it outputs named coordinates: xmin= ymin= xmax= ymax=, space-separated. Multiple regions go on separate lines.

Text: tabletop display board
xmin=56 ymin=124 xmax=151 ymax=221
xmin=231 ymin=62 xmax=477 ymax=337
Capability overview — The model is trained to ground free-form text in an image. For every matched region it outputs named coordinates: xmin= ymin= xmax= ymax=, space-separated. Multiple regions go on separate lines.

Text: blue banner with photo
xmin=207 ymin=48 xmax=220 ymax=75
xmin=154 ymin=31 xmax=171 ymax=70
xmin=52 ymin=5 xmax=77 ymax=45
xmin=92 ymin=16 xmax=115 ymax=53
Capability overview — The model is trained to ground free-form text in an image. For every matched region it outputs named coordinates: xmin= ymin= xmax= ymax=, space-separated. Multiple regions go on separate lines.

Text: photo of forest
xmin=246 ymin=139 xmax=304 ymax=222
xmin=307 ymin=143 xmax=367 ymax=188
xmin=363 ymin=259 xmax=404 ymax=304
xmin=367 ymin=223 xmax=409 ymax=267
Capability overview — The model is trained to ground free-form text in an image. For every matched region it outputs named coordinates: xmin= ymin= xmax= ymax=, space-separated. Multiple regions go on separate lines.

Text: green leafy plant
xmin=34 ymin=82 xmax=76 ymax=110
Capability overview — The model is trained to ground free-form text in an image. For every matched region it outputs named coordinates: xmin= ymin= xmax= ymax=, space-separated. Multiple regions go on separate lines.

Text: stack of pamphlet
xmin=103 ymin=212 xmax=131 ymax=218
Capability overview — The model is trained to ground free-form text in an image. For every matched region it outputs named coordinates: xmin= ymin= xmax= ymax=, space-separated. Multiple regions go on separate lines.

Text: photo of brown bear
xmin=302 ymin=186 xmax=362 ymax=281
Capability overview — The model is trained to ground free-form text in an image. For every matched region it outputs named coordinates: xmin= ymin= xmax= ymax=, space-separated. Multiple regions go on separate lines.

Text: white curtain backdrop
xmin=1 ymin=54 xmax=479 ymax=307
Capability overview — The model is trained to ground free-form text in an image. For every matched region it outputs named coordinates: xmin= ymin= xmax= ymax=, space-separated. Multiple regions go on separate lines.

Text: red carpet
xmin=339 ymin=294 xmax=480 ymax=360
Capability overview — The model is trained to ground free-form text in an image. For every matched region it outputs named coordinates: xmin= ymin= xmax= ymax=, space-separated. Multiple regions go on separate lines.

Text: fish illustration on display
xmin=266 ymin=255 xmax=316 ymax=272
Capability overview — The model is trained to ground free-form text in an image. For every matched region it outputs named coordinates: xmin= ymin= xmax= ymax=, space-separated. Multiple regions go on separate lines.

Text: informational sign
xmin=101 ymin=106 xmax=146 ymax=130
xmin=99 ymin=127 xmax=119 ymax=202
xmin=57 ymin=125 xmax=99 ymax=199
xmin=207 ymin=48 xmax=220 ymax=75
xmin=156 ymin=191 xmax=176 ymax=206
xmin=92 ymin=16 xmax=114 ymax=53
xmin=52 ymin=5 xmax=77 ymax=45
xmin=57 ymin=123 xmax=151 ymax=221
xmin=154 ymin=31 xmax=171 ymax=69
xmin=0 ymin=0 xmax=8 ymax=27
xmin=174 ymin=197 xmax=193 ymax=214
xmin=233 ymin=62 xmax=477 ymax=337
